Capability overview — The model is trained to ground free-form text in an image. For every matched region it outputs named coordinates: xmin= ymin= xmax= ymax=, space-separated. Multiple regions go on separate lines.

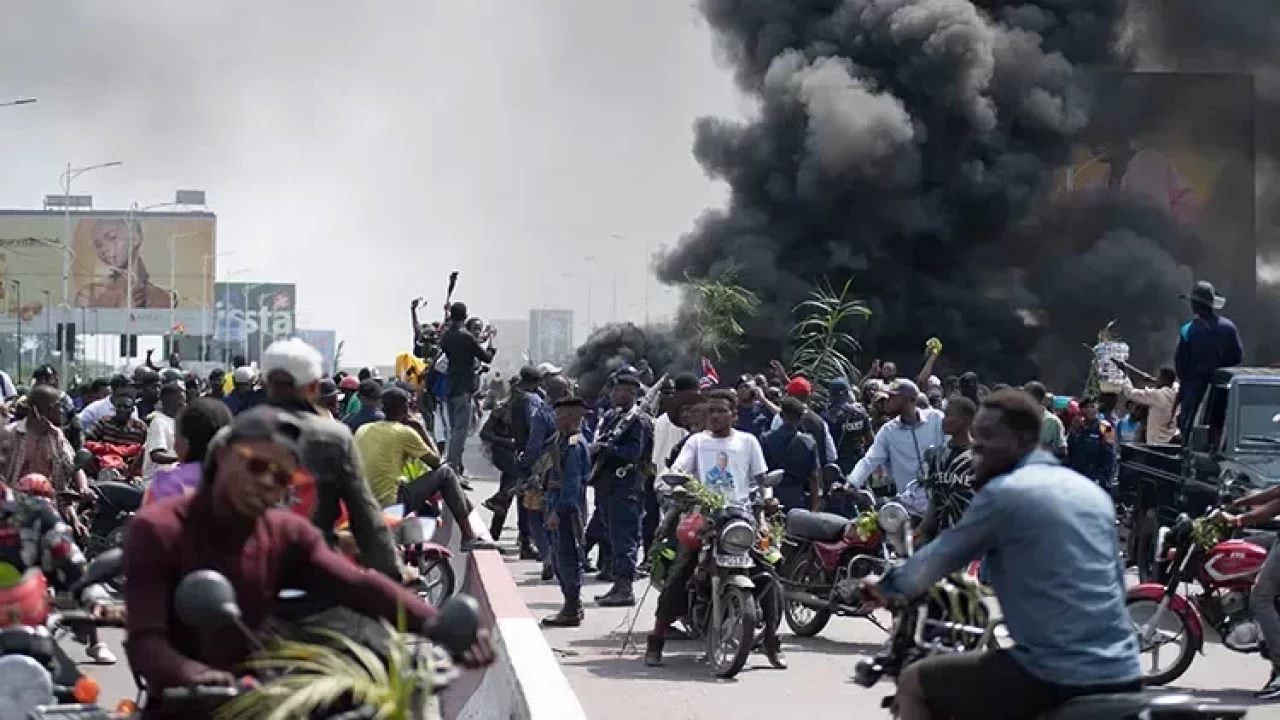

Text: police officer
xmin=591 ymin=374 xmax=653 ymax=607
xmin=541 ymin=396 xmax=592 ymax=627
xmin=1066 ymin=395 xmax=1116 ymax=489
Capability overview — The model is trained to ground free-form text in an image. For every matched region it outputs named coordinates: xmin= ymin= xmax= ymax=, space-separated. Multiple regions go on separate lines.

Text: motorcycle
xmin=855 ymin=507 xmax=1250 ymax=719
xmin=780 ymin=472 xmax=896 ymax=637
xmin=70 ymin=450 xmax=144 ymax=561
xmin=126 ymin=569 xmax=482 ymax=718
xmin=654 ymin=469 xmax=786 ymax=679
xmin=0 ymin=549 xmax=126 ymax=719
xmin=1127 ymin=479 xmax=1279 ymax=686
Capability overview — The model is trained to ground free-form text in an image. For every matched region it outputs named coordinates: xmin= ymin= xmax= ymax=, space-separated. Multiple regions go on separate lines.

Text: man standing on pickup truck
xmin=1175 ymin=281 xmax=1243 ymax=438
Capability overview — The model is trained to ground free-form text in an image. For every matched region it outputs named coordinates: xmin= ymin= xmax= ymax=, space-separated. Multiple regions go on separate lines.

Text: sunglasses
xmin=233 ymin=445 xmax=297 ymax=487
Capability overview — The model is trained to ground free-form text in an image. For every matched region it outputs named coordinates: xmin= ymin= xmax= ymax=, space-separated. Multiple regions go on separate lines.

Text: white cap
xmin=537 ymin=362 xmax=562 ymax=377
xmin=928 ymin=375 xmax=942 ymax=389
xmin=260 ymin=338 xmax=323 ymax=386
xmin=232 ymin=366 xmax=256 ymax=384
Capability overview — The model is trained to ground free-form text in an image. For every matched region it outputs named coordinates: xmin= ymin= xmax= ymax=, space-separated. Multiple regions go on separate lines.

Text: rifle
xmin=589 ymin=404 xmax=645 ymax=487
xmin=442 ymin=271 xmax=459 ymax=323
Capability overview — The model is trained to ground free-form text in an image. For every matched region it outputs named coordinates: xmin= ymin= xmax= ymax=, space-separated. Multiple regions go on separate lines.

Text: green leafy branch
xmin=687 ymin=268 xmax=760 ymax=361
xmin=789 ymin=278 xmax=870 ymax=401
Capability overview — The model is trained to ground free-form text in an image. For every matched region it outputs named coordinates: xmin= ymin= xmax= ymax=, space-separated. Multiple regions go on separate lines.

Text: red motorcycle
xmin=1127 ymin=502 xmax=1275 ymax=686
xmin=779 ymin=495 xmax=912 ymax=637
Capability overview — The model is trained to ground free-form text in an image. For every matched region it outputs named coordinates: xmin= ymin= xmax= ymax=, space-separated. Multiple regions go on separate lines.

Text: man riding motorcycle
xmin=124 ymin=407 xmax=495 ymax=717
xmin=857 ymin=390 xmax=1140 ymax=720
xmin=1220 ymin=482 xmax=1280 ymax=697
xmin=0 ymin=473 xmax=119 ymax=665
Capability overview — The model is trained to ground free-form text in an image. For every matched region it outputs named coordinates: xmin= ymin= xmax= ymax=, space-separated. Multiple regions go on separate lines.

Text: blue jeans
xmin=605 ymin=475 xmax=643 ymax=582
xmin=446 ymin=394 xmax=472 ymax=471
xmin=549 ymin=506 xmax=585 ymax=605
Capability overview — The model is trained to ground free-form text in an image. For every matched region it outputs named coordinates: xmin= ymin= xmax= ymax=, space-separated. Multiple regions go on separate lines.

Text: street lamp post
xmin=61 ymin=160 xmax=122 ymax=379
xmin=41 ymin=290 xmax=50 ymax=363
xmin=0 ymin=98 xmax=36 ymax=109
xmin=610 ymin=233 xmax=653 ymax=326
xmin=11 ymin=280 xmax=20 ymax=382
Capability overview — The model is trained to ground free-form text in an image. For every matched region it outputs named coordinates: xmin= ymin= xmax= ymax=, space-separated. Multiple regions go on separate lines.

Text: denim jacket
xmin=879 ymin=450 xmax=1140 ymax=687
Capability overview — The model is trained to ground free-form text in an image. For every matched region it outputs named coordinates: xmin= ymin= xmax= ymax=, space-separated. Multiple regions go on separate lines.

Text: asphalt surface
xmin=68 ymin=440 xmax=1280 ymax=718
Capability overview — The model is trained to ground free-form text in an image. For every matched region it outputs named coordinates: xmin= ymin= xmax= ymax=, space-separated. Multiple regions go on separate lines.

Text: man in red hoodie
xmin=124 ymin=407 xmax=493 ymax=705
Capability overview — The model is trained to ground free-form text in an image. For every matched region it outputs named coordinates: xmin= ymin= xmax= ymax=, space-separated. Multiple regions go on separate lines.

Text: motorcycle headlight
xmin=0 ymin=654 xmax=55 ymax=720
xmin=719 ymin=520 xmax=756 ymax=555
xmin=878 ymin=502 xmax=910 ymax=534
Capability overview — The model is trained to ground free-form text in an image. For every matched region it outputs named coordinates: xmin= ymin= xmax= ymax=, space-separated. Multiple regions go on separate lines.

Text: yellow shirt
xmin=354 ymin=421 xmax=436 ymax=506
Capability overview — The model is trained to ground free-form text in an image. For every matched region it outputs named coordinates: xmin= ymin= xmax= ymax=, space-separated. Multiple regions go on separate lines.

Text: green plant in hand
xmin=217 ymin=605 xmax=446 ymax=720
xmin=1191 ymin=515 xmax=1230 ymax=550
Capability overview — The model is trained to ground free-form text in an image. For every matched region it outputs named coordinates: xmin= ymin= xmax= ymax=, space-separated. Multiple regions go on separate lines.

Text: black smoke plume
xmin=568 ymin=323 xmax=683 ymax=402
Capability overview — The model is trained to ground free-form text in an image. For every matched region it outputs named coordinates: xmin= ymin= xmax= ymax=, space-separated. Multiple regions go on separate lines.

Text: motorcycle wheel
xmin=708 ymin=585 xmax=757 ymax=679
xmin=415 ymin=557 xmax=456 ymax=606
xmin=783 ymin=557 xmax=832 ymax=637
xmin=1126 ymin=595 xmax=1196 ymax=686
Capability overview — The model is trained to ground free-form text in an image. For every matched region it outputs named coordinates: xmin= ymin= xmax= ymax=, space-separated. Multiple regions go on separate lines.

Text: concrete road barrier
xmin=436 ymin=507 xmax=587 ymax=720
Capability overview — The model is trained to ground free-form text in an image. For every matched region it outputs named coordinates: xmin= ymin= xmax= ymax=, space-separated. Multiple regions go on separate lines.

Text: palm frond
xmin=216 ymin=613 xmax=440 ymax=720
xmin=788 ymin=278 xmax=871 ymax=400
xmin=685 ymin=267 xmax=760 ymax=360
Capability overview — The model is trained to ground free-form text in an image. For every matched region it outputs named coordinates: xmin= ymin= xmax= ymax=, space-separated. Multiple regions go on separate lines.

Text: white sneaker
xmin=87 ymin=642 xmax=117 ymax=665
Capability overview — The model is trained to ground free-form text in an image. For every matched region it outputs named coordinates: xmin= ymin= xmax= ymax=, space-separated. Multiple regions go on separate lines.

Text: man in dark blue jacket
xmin=1067 ymin=396 xmax=1116 ymax=490
xmin=1175 ymin=281 xmax=1244 ymax=437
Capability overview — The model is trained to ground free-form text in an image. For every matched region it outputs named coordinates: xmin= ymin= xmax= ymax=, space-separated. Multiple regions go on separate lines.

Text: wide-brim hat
xmin=1180 ymin=280 xmax=1226 ymax=310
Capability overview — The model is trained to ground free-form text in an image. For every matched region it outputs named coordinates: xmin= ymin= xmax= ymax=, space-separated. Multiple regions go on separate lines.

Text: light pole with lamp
xmin=41 ymin=290 xmax=50 ymax=364
xmin=609 ymin=233 xmax=655 ymax=326
xmin=60 ymin=160 xmax=122 ymax=379
xmin=201 ymin=252 xmax=237 ymax=362
xmin=10 ymin=280 xmax=20 ymax=382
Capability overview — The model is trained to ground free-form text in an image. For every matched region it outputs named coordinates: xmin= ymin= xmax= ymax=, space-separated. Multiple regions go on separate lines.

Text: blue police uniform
xmin=593 ymin=403 xmax=653 ymax=585
xmin=1066 ymin=420 xmax=1116 ymax=489
xmin=546 ymin=431 xmax=590 ymax=608
xmin=761 ymin=423 xmax=818 ymax=510
xmin=735 ymin=401 xmax=772 ymax=438
xmin=519 ymin=394 xmax=556 ymax=560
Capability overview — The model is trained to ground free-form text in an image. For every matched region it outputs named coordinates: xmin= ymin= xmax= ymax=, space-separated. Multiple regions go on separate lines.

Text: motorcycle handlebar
xmin=58 ymin=609 xmax=125 ymax=628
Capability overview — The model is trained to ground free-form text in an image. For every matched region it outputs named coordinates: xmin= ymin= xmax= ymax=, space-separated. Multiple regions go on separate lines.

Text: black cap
xmin=614 ymin=374 xmax=642 ymax=389
xmin=518 ymin=366 xmax=542 ymax=385
xmin=318 ymin=379 xmax=339 ymax=399
xmin=553 ymin=395 xmax=587 ymax=409
xmin=225 ymin=407 xmax=303 ymax=463
xmin=33 ymin=364 xmax=56 ymax=380
xmin=109 ymin=374 xmax=131 ymax=390
xmin=357 ymin=379 xmax=383 ymax=401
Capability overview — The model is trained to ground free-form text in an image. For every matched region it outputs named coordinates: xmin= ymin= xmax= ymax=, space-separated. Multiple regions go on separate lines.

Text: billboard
xmin=211 ymin=282 xmax=296 ymax=364
xmin=529 ymin=309 xmax=573 ymax=366
xmin=295 ymin=329 xmax=338 ymax=375
xmin=0 ymin=210 xmax=216 ymax=334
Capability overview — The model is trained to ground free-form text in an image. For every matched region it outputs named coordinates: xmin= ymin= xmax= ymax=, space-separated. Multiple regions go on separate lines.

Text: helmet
xmin=15 ymin=474 xmax=53 ymax=500
xmin=160 ymin=368 xmax=184 ymax=384
xmin=0 ymin=565 xmax=50 ymax=628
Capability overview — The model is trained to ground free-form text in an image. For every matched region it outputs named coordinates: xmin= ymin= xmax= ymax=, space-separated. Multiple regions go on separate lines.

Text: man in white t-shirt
xmin=653 ymin=389 xmax=784 ymax=669
xmin=142 ymin=383 xmax=186 ymax=482
xmin=671 ymin=387 xmax=768 ymax=505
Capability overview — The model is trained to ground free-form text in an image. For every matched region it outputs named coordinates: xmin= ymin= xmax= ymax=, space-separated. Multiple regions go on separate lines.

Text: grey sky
xmin=0 ymin=1 xmax=741 ymax=365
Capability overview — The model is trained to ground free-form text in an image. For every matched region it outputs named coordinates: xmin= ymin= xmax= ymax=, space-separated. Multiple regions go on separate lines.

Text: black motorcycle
xmin=853 ymin=518 xmax=1249 ymax=719
xmin=655 ymin=470 xmax=786 ymax=679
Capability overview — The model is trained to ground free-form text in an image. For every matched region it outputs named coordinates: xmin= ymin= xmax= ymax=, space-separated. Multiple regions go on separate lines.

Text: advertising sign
xmin=295 ymin=329 xmax=338 ymax=375
xmin=0 ymin=210 xmax=216 ymax=334
xmin=212 ymin=282 xmax=296 ymax=364
xmin=529 ymin=309 xmax=573 ymax=366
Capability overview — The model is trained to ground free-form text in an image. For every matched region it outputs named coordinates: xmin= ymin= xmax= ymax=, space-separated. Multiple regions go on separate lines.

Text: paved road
xmin=68 ymin=441 xmax=1280 ymax=718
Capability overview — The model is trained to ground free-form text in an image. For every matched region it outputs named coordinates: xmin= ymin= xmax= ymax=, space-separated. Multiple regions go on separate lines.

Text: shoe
xmin=541 ymin=561 xmax=555 ymax=581
xmin=482 ymin=496 xmax=505 ymax=514
xmin=87 ymin=642 xmax=117 ymax=665
xmin=596 ymin=580 xmax=636 ymax=607
xmin=460 ymin=478 xmax=475 ymax=491
xmin=519 ymin=543 xmax=540 ymax=561
xmin=541 ymin=606 xmax=584 ymax=628
xmin=461 ymin=538 xmax=500 ymax=552
xmin=763 ymin=637 xmax=788 ymax=670
xmin=1259 ymin=669 xmax=1280 ymax=700
xmin=644 ymin=635 xmax=664 ymax=666
xmin=583 ymin=558 xmax=597 ymax=573
xmin=596 ymin=568 xmax=614 ymax=583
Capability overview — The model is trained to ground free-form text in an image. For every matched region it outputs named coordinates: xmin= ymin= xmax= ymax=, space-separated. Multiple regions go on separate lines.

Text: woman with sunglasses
xmin=123 ymin=407 xmax=495 ymax=703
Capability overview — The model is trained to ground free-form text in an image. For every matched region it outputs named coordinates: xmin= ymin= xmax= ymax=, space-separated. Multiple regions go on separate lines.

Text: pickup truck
xmin=1119 ymin=367 xmax=1280 ymax=582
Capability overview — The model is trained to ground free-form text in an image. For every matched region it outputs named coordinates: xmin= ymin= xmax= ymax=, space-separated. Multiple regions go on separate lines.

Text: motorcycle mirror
xmin=175 ymin=569 xmax=243 ymax=628
xmin=659 ymin=473 xmax=689 ymax=487
xmin=761 ymin=469 xmax=785 ymax=488
xmin=427 ymin=594 xmax=481 ymax=658
xmin=820 ymin=464 xmax=843 ymax=485
xmin=72 ymin=548 xmax=125 ymax=595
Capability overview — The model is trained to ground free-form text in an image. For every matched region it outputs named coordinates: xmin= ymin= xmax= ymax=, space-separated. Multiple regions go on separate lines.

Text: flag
xmin=699 ymin=356 xmax=719 ymax=390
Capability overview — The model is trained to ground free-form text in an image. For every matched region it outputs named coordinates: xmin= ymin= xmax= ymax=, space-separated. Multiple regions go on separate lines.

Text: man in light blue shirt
xmin=862 ymin=389 xmax=1139 ymax=720
xmin=846 ymin=379 xmax=943 ymax=513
